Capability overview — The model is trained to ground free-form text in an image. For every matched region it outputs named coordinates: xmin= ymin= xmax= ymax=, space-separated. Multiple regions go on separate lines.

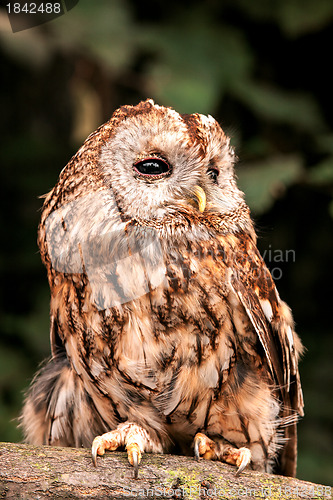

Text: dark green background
xmin=1 ymin=0 xmax=332 ymax=485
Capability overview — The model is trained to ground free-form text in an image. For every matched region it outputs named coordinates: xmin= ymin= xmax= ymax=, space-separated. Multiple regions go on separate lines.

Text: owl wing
xmin=225 ymin=232 xmax=304 ymax=476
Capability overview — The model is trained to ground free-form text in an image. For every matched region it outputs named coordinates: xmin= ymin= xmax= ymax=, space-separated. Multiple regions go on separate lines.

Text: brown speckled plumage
xmin=21 ymin=100 xmax=303 ymax=477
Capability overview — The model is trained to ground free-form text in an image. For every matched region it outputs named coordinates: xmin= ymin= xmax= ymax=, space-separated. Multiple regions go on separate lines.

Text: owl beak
xmin=193 ymin=185 xmax=207 ymax=212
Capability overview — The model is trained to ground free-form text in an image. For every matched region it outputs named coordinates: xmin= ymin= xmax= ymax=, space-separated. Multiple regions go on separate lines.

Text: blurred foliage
xmin=0 ymin=0 xmax=332 ymax=485
xmin=237 ymin=155 xmax=303 ymax=213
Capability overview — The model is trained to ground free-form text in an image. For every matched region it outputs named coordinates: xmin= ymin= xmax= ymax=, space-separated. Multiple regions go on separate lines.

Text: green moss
xmin=166 ymin=469 xmax=201 ymax=500
xmin=32 ymin=462 xmax=51 ymax=471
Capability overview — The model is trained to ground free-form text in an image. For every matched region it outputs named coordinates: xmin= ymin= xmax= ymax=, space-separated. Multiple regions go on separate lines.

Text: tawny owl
xmin=21 ymin=99 xmax=304 ymax=478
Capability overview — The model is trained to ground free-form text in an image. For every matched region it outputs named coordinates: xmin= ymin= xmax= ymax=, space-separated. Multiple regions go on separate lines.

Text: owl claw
xmin=91 ymin=436 xmax=141 ymax=478
xmin=193 ymin=433 xmax=251 ymax=475
xmin=193 ymin=433 xmax=216 ymax=460
xmin=91 ymin=435 xmax=109 ymax=467
xmin=235 ymin=448 xmax=252 ymax=476
xmin=194 ymin=436 xmax=201 ymax=461
xmin=91 ymin=444 xmax=98 ymax=467
xmin=91 ymin=423 xmax=158 ymax=477
xmin=126 ymin=443 xmax=142 ymax=479
xmin=91 ymin=432 xmax=120 ymax=467
xmin=132 ymin=450 xmax=139 ymax=479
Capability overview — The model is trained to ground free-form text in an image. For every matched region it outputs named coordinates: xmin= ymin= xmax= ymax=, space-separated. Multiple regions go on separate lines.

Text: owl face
xmin=99 ymin=100 xmax=244 ymax=220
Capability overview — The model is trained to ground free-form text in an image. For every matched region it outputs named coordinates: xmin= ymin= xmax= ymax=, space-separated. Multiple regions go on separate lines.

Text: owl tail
xmin=20 ymin=354 xmax=109 ymax=448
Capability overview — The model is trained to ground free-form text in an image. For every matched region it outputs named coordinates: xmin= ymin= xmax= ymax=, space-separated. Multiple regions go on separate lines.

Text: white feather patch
xmin=260 ymin=299 xmax=273 ymax=322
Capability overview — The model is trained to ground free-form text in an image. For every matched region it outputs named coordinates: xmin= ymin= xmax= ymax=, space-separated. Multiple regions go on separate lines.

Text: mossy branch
xmin=0 ymin=442 xmax=331 ymax=500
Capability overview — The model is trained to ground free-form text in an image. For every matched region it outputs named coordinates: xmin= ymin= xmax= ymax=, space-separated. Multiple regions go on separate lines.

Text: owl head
xmin=48 ymin=99 xmax=247 ymax=225
xmin=95 ymin=99 xmax=245 ymax=221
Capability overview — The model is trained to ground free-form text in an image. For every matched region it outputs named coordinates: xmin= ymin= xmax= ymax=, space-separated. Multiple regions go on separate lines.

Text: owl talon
xmin=91 ymin=443 xmax=98 ymax=467
xmin=132 ymin=450 xmax=139 ymax=479
xmin=91 ymin=422 xmax=160 ymax=475
xmin=194 ymin=439 xmax=200 ymax=460
xmin=235 ymin=448 xmax=252 ymax=476
xmin=127 ymin=442 xmax=142 ymax=479
xmin=223 ymin=446 xmax=251 ymax=475
xmin=194 ymin=437 xmax=201 ymax=461
xmin=193 ymin=433 xmax=216 ymax=460
xmin=91 ymin=435 xmax=110 ymax=467
xmin=193 ymin=433 xmax=251 ymax=475
xmin=91 ymin=431 xmax=121 ymax=467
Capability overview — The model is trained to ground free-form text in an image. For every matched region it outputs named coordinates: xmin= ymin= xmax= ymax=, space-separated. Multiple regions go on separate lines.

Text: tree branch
xmin=0 ymin=442 xmax=331 ymax=499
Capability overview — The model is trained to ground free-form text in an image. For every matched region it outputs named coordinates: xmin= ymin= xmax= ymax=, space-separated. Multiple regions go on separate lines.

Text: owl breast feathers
xmin=21 ymin=99 xmax=303 ymax=477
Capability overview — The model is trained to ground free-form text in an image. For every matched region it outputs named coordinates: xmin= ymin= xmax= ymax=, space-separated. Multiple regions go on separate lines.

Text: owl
xmin=21 ymin=99 xmax=304 ymax=479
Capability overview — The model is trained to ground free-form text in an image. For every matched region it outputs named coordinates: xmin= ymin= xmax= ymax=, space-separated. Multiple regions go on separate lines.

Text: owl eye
xmin=133 ymin=158 xmax=171 ymax=178
xmin=207 ymin=167 xmax=219 ymax=183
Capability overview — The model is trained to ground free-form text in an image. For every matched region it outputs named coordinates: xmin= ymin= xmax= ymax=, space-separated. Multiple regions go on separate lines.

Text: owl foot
xmin=193 ymin=432 xmax=251 ymax=476
xmin=91 ymin=422 xmax=162 ymax=479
